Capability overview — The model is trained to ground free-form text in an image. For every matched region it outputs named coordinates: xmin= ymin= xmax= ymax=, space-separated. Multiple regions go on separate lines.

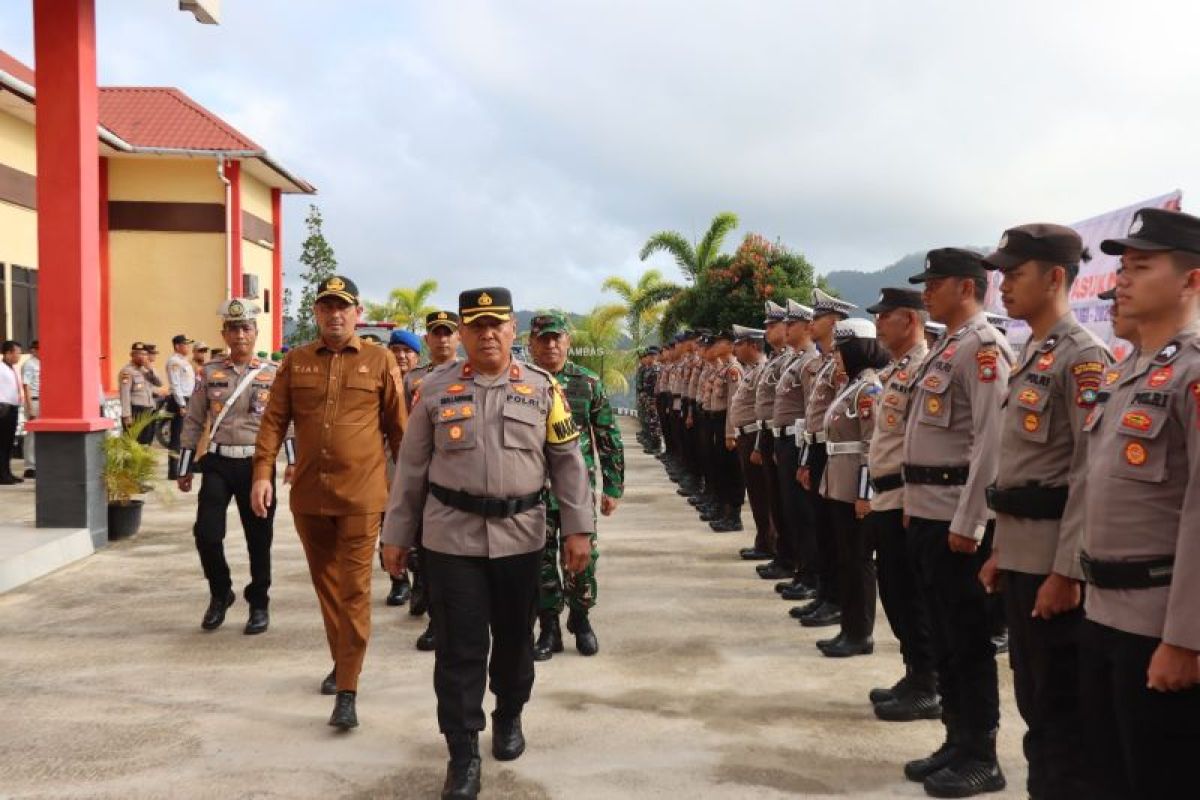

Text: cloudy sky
xmin=2 ymin=1 xmax=1197 ymax=312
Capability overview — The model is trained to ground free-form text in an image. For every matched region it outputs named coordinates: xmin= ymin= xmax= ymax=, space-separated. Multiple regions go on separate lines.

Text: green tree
xmin=289 ymin=204 xmax=338 ymax=345
xmin=364 ymin=279 xmax=439 ymax=331
xmin=568 ymin=304 xmax=635 ymax=395
xmin=601 ymin=268 xmax=681 ymax=349
xmin=639 ymin=211 xmax=739 ymax=282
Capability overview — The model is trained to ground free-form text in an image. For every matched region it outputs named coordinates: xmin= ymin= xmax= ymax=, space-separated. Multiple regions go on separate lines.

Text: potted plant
xmin=103 ymin=411 xmax=163 ymax=540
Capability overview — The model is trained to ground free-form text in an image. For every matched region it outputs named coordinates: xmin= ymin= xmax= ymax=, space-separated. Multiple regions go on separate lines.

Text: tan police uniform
xmin=727 ymin=333 xmax=774 ymax=554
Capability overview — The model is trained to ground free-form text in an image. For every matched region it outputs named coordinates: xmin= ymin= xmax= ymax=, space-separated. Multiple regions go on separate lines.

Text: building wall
xmin=239 ymin=171 xmax=277 ymax=354
xmin=0 ymin=109 xmax=38 ymax=339
xmin=241 ymin=171 xmax=273 ymax=221
xmin=106 ymin=156 xmax=225 ymax=203
xmin=0 ymin=110 xmax=38 ymax=173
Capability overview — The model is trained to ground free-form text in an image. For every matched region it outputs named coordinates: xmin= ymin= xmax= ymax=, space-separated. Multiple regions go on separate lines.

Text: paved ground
xmin=1 ymin=419 xmax=1027 ymax=799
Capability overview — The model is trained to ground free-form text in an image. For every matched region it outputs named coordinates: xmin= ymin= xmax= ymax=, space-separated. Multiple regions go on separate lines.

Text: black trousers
xmin=757 ymin=430 xmax=786 ymax=555
xmin=166 ymin=397 xmax=187 ymax=479
xmin=696 ymin=411 xmax=713 ymax=493
xmin=193 ymin=455 xmax=275 ymax=609
xmin=0 ymin=403 xmax=17 ymax=479
xmin=873 ymin=508 xmax=935 ymax=675
xmin=736 ymin=432 xmax=774 ymax=553
xmin=1079 ymin=618 xmax=1200 ymax=800
xmin=830 ymin=500 xmax=876 ymax=640
xmin=128 ymin=404 xmax=156 ymax=445
xmin=425 ymin=548 xmax=542 ymax=735
xmin=710 ymin=413 xmax=743 ymax=507
xmin=906 ymin=517 xmax=999 ymax=736
xmin=656 ymin=394 xmax=672 ymax=454
xmin=774 ymin=436 xmax=815 ymax=577
xmin=1001 ymin=570 xmax=1085 ymax=800
xmin=805 ymin=443 xmax=838 ymax=605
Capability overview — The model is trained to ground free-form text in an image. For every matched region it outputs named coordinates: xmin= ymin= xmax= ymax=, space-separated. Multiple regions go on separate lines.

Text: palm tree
xmin=569 ymin=304 xmax=635 ymax=395
xmin=365 ymin=279 xmax=439 ymax=331
xmin=639 ymin=211 xmax=739 ymax=282
xmin=601 ymin=268 xmax=681 ymax=348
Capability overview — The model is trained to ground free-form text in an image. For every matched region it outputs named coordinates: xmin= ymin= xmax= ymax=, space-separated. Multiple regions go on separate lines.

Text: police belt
xmin=783 ymin=423 xmax=799 ymax=436
xmin=801 ymin=430 xmax=827 ymax=445
xmin=1079 ymin=551 xmax=1173 ymax=590
xmin=826 ymin=441 xmax=866 ymax=456
xmin=431 ymin=482 xmax=542 ymax=519
xmin=902 ymin=464 xmax=969 ymax=486
xmin=207 ymin=443 xmax=257 ymax=459
xmin=985 ymin=484 xmax=1069 ymax=520
xmin=737 ymin=423 xmax=761 ymax=435
xmin=870 ymin=472 xmax=904 ymax=493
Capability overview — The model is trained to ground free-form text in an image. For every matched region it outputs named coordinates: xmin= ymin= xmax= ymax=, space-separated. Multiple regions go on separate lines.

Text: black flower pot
xmin=107 ymin=500 xmax=144 ymax=540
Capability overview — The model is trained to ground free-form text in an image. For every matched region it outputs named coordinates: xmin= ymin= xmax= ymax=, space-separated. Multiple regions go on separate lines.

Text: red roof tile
xmin=98 ymin=87 xmax=261 ymax=151
xmin=0 ymin=49 xmax=36 ymax=87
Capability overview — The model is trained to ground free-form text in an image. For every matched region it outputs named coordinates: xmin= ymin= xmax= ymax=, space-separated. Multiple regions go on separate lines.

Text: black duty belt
xmin=431 ymin=483 xmax=542 ymax=519
xmin=870 ymin=472 xmax=904 ymax=493
xmin=1080 ymin=552 xmax=1174 ymax=590
xmin=986 ymin=484 xmax=1068 ymax=520
xmin=902 ymin=464 xmax=969 ymax=486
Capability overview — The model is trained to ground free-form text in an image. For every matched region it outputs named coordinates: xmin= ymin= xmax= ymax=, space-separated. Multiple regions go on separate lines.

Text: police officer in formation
xmin=178 ymin=299 xmax=292 ymax=635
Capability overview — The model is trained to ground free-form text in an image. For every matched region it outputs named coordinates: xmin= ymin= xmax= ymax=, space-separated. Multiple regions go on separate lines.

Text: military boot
xmin=923 ymin=730 xmax=1006 ymax=797
xmin=533 ymin=611 xmax=563 ymax=661
xmin=386 ymin=575 xmax=411 ymax=606
xmin=442 ymin=732 xmax=482 ymax=799
xmin=904 ymin=725 xmax=963 ymax=783
xmin=870 ymin=669 xmax=911 ymax=705
xmin=566 ymin=608 xmax=599 ymax=656
xmin=874 ymin=672 xmax=942 ymax=721
xmin=491 ymin=712 xmax=526 ymax=761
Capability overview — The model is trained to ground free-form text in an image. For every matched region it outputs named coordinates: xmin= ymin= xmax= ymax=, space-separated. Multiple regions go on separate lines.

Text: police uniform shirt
xmin=772 ymin=343 xmax=820 ymax=430
xmin=821 ymin=368 xmax=882 ymax=503
xmin=404 ymin=358 xmax=459 ymax=411
xmin=686 ymin=353 xmax=703 ymax=403
xmin=1078 ymin=322 xmax=1200 ymax=649
xmin=903 ymin=312 xmax=1013 ymax=539
xmin=727 ymin=358 xmax=765 ymax=438
xmin=381 ymin=360 xmax=594 ymax=558
xmin=753 ymin=347 xmax=793 ymax=423
xmin=868 ymin=341 xmax=928 ymax=512
xmin=708 ymin=356 xmax=738 ymax=413
xmin=166 ymin=351 xmax=196 ymax=407
xmin=996 ymin=313 xmax=1111 ymax=578
xmin=803 ymin=352 xmax=840 ymax=438
xmin=119 ymin=362 xmax=156 ymax=415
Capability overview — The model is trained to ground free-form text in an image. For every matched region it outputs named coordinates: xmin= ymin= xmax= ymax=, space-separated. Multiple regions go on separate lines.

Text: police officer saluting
xmin=902 ymin=248 xmax=1012 ymax=797
xmin=1075 ymin=208 xmax=1200 ymax=799
xmin=178 ymin=299 xmax=291 ymax=634
xmin=381 ymin=288 xmax=593 ymax=800
xmin=976 ymin=224 xmax=1109 ymax=798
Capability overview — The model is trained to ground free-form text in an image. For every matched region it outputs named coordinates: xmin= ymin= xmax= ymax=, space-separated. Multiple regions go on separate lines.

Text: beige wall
xmin=0 ymin=110 xmax=38 ymax=338
xmin=241 ymin=240 xmax=275 ymax=353
xmin=0 ymin=110 xmax=38 ymax=174
xmin=107 ymin=157 xmax=225 ymax=203
xmin=241 ymin=170 xmax=273 ymax=221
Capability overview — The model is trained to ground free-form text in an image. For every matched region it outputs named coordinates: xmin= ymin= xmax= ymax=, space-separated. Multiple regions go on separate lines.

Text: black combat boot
xmin=533 ymin=611 xmax=563 ymax=661
xmin=328 ymin=690 xmax=358 ymax=730
xmin=416 ymin=620 xmax=437 ymax=651
xmin=386 ymin=575 xmax=411 ymax=606
xmin=200 ymin=590 xmax=235 ymax=631
xmin=875 ymin=672 xmax=942 ymax=721
xmin=566 ymin=608 xmax=598 ymax=656
xmin=442 ymin=732 xmax=482 ymax=799
xmin=904 ymin=724 xmax=963 ymax=782
xmin=870 ymin=669 xmax=911 ymax=705
xmin=923 ymin=730 xmax=1006 ymax=797
xmin=491 ymin=711 xmax=526 ymax=761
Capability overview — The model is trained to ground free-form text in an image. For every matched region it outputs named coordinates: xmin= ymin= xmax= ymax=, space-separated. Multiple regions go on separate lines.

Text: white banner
xmin=987 ymin=190 xmax=1183 ymax=361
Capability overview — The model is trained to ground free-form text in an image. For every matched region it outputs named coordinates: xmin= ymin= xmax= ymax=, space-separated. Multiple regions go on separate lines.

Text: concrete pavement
xmin=0 ymin=420 xmax=1027 ymax=798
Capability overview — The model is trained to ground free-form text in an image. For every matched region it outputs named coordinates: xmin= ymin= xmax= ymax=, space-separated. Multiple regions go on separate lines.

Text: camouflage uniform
xmin=540 ymin=360 xmax=624 ymax=612
xmin=638 ymin=358 xmax=662 ymax=447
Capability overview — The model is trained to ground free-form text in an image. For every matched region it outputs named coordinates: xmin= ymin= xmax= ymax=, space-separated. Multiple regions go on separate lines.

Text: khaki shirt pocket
xmin=435 ymin=414 xmax=476 ymax=451
xmin=877 ymin=388 xmax=910 ymax=433
xmin=502 ymin=403 xmax=543 ymax=450
xmin=291 ymin=373 xmax=324 ymax=415
xmin=1111 ymin=407 xmax=1168 ymax=483
xmin=338 ymin=374 xmax=379 ymax=425
xmin=915 ymin=375 xmax=951 ymax=429
xmin=1013 ymin=383 xmax=1054 ymax=444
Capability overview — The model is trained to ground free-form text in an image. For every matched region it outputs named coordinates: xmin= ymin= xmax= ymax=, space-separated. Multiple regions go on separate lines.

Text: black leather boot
xmin=533 ymin=611 xmax=563 ymax=661
xmin=416 ymin=620 xmax=436 ymax=651
xmin=386 ymin=575 xmax=410 ymax=606
xmin=904 ymin=726 xmax=962 ymax=782
xmin=923 ymin=730 xmax=1006 ymax=797
xmin=870 ymin=669 xmax=911 ymax=705
xmin=875 ymin=672 xmax=942 ymax=721
xmin=442 ymin=733 xmax=482 ymax=799
xmin=567 ymin=608 xmax=598 ymax=656
xmin=328 ymin=690 xmax=358 ymax=730
xmin=491 ymin=712 xmax=526 ymax=761
xmin=201 ymin=590 xmax=235 ymax=631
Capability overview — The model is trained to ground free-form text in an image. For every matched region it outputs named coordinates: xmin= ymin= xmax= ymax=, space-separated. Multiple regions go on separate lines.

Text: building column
xmin=99 ymin=155 xmax=112 ymax=392
xmin=271 ymin=187 xmax=282 ymax=349
xmin=27 ymin=0 xmax=113 ymax=545
xmin=228 ymin=159 xmax=242 ymax=298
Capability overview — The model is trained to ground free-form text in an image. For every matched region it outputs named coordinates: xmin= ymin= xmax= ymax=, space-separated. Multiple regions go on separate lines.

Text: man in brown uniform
xmin=1075 ymin=208 xmax=1200 ymax=799
xmin=865 ymin=288 xmax=938 ymax=722
xmin=977 ymin=224 xmax=1110 ymax=798
xmin=118 ymin=343 xmax=158 ymax=444
xmin=704 ymin=331 xmax=743 ymax=531
xmin=902 ymin=249 xmax=1012 ymax=797
xmin=752 ymin=301 xmax=793 ymax=580
xmin=251 ymin=275 xmax=406 ymax=731
xmin=381 ymin=287 xmax=593 ymax=800
xmin=727 ymin=326 xmax=772 ymax=553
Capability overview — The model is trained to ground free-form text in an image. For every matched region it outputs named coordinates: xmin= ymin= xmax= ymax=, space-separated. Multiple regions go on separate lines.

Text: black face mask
xmin=836 ymin=337 xmax=890 ymax=379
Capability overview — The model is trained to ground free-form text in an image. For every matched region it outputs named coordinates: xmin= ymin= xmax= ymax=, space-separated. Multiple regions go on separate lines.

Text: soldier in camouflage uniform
xmin=527 ymin=311 xmax=624 ymax=661
xmin=636 ymin=347 xmax=662 ymax=453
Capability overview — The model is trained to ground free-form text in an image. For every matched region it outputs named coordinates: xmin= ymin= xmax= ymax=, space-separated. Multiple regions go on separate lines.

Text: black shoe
xmin=800 ymin=603 xmax=841 ymax=628
xmin=567 ymin=609 xmax=599 ymax=656
xmin=386 ymin=576 xmax=411 ymax=606
xmin=789 ymin=599 xmax=823 ymax=619
xmin=781 ymin=582 xmax=818 ymax=601
xmin=328 ymin=691 xmax=358 ymax=730
xmin=491 ymin=713 xmax=526 ymax=761
xmin=320 ymin=668 xmax=337 ymax=695
xmin=0 ymin=475 xmax=23 ymax=485
xmin=200 ymin=590 xmax=235 ymax=631
xmin=990 ymin=633 xmax=1009 ymax=655
xmin=756 ymin=561 xmax=792 ymax=580
xmin=874 ymin=690 xmax=943 ymax=722
xmin=870 ymin=673 xmax=911 ymax=705
xmin=710 ymin=514 xmax=743 ymax=532
xmin=821 ymin=636 xmax=874 ymax=658
xmin=533 ymin=611 xmax=563 ymax=661
xmin=816 ymin=631 xmax=845 ymax=650
xmin=923 ymin=757 xmax=1006 ymax=797
xmin=442 ymin=742 xmax=482 ymax=799
xmin=774 ymin=579 xmax=795 ymax=594
xmin=244 ymin=607 xmax=269 ymax=635
xmin=417 ymin=621 xmax=437 ymax=651
xmin=739 ymin=548 xmax=773 ymax=561
xmin=699 ymin=508 xmax=724 ymax=522
xmin=410 ymin=569 xmax=428 ymax=617
xmin=22 ymin=469 xmax=35 ymax=479
xmin=905 ymin=737 xmax=961 ymax=782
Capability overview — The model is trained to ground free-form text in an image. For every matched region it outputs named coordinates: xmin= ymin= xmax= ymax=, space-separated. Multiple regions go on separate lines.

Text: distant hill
xmin=824 ymin=248 xmax=986 ymax=314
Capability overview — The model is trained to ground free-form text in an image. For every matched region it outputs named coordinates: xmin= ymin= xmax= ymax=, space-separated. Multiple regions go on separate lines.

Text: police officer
xmin=1075 ymin=208 xmax=1200 ymax=799
xmin=400 ymin=310 xmax=462 ymax=651
xmin=902 ymin=248 xmax=1011 ymax=797
xmin=119 ymin=342 xmax=158 ymax=444
xmin=704 ymin=331 xmax=743 ymax=531
xmin=382 ymin=327 xmax=423 ymax=610
xmin=752 ymin=301 xmax=793 ymax=580
xmin=382 ymin=288 xmax=593 ymax=800
xmin=864 ymin=288 xmax=939 ymax=722
xmin=178 ymin=300 xmax=291 ymax=635
xmin=252 ymin=275 xmax=407 ymax=731
xmin=726 ymin=326 xmax=773 ymax=553
xmin=975 ymin=224 xmax=1109 ymax=798
xmin=166 ymin=334 xmax=196 ymax=479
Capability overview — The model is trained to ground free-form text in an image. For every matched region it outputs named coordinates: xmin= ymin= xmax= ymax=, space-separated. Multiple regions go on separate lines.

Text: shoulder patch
xmin=977 ymin=346 xmax=999 ymax=382
xmin=546 ymin=382 xmax=580 ymax=444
